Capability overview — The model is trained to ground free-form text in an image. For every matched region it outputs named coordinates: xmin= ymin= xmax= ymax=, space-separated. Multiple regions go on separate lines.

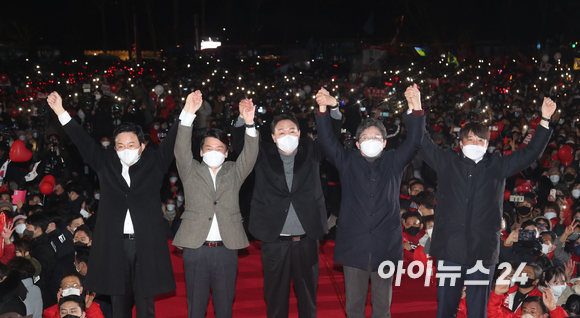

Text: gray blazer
xmin=172 ymin=124 xmax=259 ymax=250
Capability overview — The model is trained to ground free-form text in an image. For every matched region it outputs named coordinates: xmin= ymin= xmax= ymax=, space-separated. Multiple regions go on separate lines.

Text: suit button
xmin=370 ymin=195 xmax=374 ymax=199
xmin=214 ymin=201 xmax=217 ymax=205
xmin=371 ymin=178 xmax=376 ymax=182
xmin=209 ymin=217 xmax=212 ymax=221
xmin=369 ymin=229 xmax=372 ymax=233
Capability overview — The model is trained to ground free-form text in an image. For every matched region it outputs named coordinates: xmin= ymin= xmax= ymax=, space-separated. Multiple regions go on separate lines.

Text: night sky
xmin=1 ymin=0 xmax=579 ymax=51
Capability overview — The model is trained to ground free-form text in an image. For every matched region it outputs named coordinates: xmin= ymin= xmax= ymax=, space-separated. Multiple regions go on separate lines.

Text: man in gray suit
xmin=172 ymin=91 xmax=259 ymax=318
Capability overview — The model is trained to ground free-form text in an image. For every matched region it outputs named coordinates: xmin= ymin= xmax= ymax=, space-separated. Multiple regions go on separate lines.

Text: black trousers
xmin=111 ymin=239 xmax=155 ymax=318
xmin=436 ymin=260 xmax=496 ymax=318
xmin=183 ymin=245 xmax=238 ymax=318
xmin=261 ymin=237 xmax=319 ymax=318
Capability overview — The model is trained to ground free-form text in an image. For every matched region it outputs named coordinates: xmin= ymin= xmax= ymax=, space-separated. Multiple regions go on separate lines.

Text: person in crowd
xmin=57 ymin=295 xmax=87 ymax=318
xmin=414 ymin=191 xmax=436 ymax=216
xmin=1 ymin=222 xmax=15 ymax=264
xmin=47 ymin=91 xmax=177 ymax=318
xmin=233 ymin=88 xmax=341 ymax=318
xmin=172 ymin=92 xmax=258 ymax=318
xmin=25 ymin=213 xmax=57 ymax=308
xmin=42 ymin=271 xmax=103 ymax=318
xmin=73 ymin=225 xmax=92 ymax=247
xmin=65 ymin=182 xmax=85 ymax=215
xmin=402 ymin=211 xmax=426 ymax=263
xmin=6 ymin=257 xmax=42 ymax=318
xmin=419 ymin=96 xmax=556 ymax=318
xmin=13 ymin=237 xmax=42 ymax=277
xmin=0 ymin=263 xmax=28 ymax=318
xmin=65 ymin=214 xmax=84 ymax=237
xmin=315 ymin=85 xmax=424 ymax=317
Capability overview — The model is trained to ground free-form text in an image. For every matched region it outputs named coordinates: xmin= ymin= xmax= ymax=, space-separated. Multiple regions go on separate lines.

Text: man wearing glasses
xmin=315 ymin=86 xmax=425 ymax=317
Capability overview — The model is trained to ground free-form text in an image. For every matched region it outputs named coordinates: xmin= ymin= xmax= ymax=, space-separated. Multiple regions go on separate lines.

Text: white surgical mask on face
xmin=153 ymin=124 xmax=160 ymax=130
xmin=221 ymin=96 xmax=226 ymax=102
xmin=462 ymin=145 xmax=487 ymax=160
xmin=94 ymin=193 xmax=100 ymax=200
xmin=544 ymin=212 xmax=557 ymax=220
xmin=80 ymin=209 xmax=89 ymax=218
xmin=426 ymin=228 xmax=433 ymax=238
xmin=360 ymin=140 xmax=384 ymax=157
xmin=487 ymin=146 xmax=496 ymax=153
xmin=521 ymin=314 xmax=535 ymax=318
xmin=550 ymin=175 xmax=560 ymax=184
xmin=95 ymin=94 xmax=102 ymax=101
xmin=394 ymin=119 xmax=401 ymax=125
xmin=166 ymin=204 xmax=175 ymax=211
xmin=276 ymin=135 xmax=299 ymax=153
xmin=62 ymin=288 xmax=81 ymax=297
xmin=177 ymin=195 xmax=184 ymax=202
xmin=19 ymin=135 xmax=25 ymax=141
xmin=202 ymin=151 xmax=226 ymax=168
xmin=573 ymin=189 xmax=580 ymax=199
xmin=549 ymin=284 xmax=566 ymax=300
xmin=169 ymin=177 xmax=178 ymax=184
xmin=101 ymin=141 xmax=110 ymax=148
xmin=542 ymin=243 xmax=552 ymax=254
xmin=14 ymin=223 xmax=26 ymax=235
xmin=117 ymin=148 xmax=141 ymax=166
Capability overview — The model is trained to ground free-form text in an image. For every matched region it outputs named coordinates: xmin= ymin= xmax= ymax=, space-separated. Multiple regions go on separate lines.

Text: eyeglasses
xmin=359 ymin=135 xmax=383 ymax=142
xmin=62 ymin=283 xmax=80 ymax=288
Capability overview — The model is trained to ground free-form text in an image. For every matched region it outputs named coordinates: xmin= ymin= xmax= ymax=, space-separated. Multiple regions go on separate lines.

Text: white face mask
xmin=166 ymin=204 xmax=175 ymax=211
xmin=202 ymin=151 xmax=226 ymax=168
xmin=544 ymin=212 xmax=557 ymax=220
xmin=117 ymin=148 xmax=141 ymax=166
xmin=33 ymin=132 xmax=37 ymax=138
xmin=101 ymin=141 xmax=110 ymax=148
xmin=462 ymin=144 xmax=487 ymax=160
xmin=573 ymin=189 xmax=580 ymax=199
xmin=153 ymin=124 xmax=160 ymax=130
xmin=542 ymin=243 xmax=552 ymax=254
xmin=221 ymin=96 xmax=226 ymax=102
xmin=549 ymin=284 xmax=566 ymax=300
xmin=177 ymin=195 xmax=184 ymax=202
xmin=487 ymin=146 xmax=496 ymax=153
xmin=95 ymin=94 xmax=102 ymax=101
xmin=14 ymin=223 xmax=26 ymax=235
xmin=62 ymin=287 xmax=81 ymax=297
xmin=521 ymin=315 xmax=534 ymax=318
xmin=19 ymin=135 xmax=26 ymax=141
xmin=426 ymin=228 xmax=433 ymax=238
xmin=550 ymin=175 xmax=560 ymax=184
xmin=169 ymin=177 xmax=178 ymax=184
xmin=360 ymin=140 xmax=384 ymax=157
xmin=276 ymin=135 xmax=299 ymax=153
xmin=80 ymin=209 xmax=89 ymax=218
xmin=94 ymin=193 xmax=100 ymax=200
xmin=394 ymin=119 xmax=401 ymax=125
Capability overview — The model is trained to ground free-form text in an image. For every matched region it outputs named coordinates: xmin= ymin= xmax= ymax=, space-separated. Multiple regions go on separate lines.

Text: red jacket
xmin=487 ymin=288 xmax=568 ymax=318
xmin=0 ymin=242 xmax=15 ymax=264
xmin=43 ymin=300 xmax=105 ymax=318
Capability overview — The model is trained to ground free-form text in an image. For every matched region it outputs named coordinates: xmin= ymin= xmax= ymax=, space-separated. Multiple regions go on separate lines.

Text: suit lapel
xmin=215 ymin=163 xmax=232 ymax=193
xmin=199 ymin=163 xmax=217 ymax=192
xmin=266 ymin=145 xmax=289 ymax=192
xmin=111 ymin=153 xmax=130 ymax=192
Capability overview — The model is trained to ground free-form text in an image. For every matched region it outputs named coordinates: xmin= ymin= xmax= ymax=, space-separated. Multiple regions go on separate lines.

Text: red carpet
xmin=154 ymin=240 xmax=438 ymax=318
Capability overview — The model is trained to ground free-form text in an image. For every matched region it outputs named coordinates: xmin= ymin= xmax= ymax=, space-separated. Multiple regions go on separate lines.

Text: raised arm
xmin=500 ymin=98 xmax=555 ymax=177
xmin=174 ymin=91 xmax=203 ymax=182
xmin=314 ymin=88 xmax=346 ymax=169
xmin=234 ymin=99 xmax=259 ymax=182
xmin=391 ymin=85 xmax=425 ymax=172
xmin=47 ymin=92 xmax=106 ymax=171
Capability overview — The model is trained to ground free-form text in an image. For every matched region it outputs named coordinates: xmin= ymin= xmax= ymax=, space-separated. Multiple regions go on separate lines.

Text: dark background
xmin=1 ymin=0 xmax=579 ymax=50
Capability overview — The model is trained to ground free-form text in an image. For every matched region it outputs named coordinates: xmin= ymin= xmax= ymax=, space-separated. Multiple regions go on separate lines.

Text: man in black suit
xmin=47 ymin=92 xmax=176 ymax=318
xmin=233 ymin=108 xmax=342 ymax=318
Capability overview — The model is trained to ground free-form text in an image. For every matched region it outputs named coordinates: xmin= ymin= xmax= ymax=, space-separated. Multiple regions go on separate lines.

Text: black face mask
xmin=517 ymin=206 xmax=531 ymax=216
xmin=516 ymin=277 xmax=535 ymax=289
xmin=23 ymin=229 xmax=35 ymax=237
xmin=74 ymin=242 xmax=88 ymax=247
xmin=406 ymin=226 xmax=421 ymax=236
xmin=401 ymin=190 xmax=409 ymax=196
xmin=565 ymin=173 xmax=576 ymax=183
xmin=62 ymin=315 xmax=81 ymax=318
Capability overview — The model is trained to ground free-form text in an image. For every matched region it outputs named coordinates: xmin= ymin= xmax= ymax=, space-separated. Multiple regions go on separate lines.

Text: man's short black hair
xmin=270 ymin=114 xmax=300 ymax=133
xmin=13 ymin=237 xmax=33 ymax=254
xmin=6 ymin=257 xmax=35 ymax=279
xmin=26 ymin=213 xmax=50 ymax=233
xmin=60 ymin=270 xmax=84 ymax=287
xmin=459 ymin=122 xmax=491 ymax=141
xmin=113 ymin=122 xmax=145 ymax=145
xmin=59 ymin=295 xmax=86 ymax=313
xmin=200 ymin=128 xmax=229 ymax=150
xmin=540 ymin=231 xmax=557 ymax=243
xmin=525 ymin=262 xmax=543 ymax=282
xmin=402 ymin=211 xmax=422 ymax=222
xmin=521 ymin=219 xmax=537 ymax=229
xmin=414 ymin=191 xmax=436 ymax=209
xmin=75 ymin=246 xmax=90 ymax=265
xmin=355 ymin=118 xmax=388 ymax=141
xmin=66 ymin=213 xmax=84 ymax=227
xmin=521 ymin=296 xmax=547 ymax=315
xmin=74 ymin=224 xmax=93 ymax=241
xmin=65 ymin=182 xmax=83 ymax=196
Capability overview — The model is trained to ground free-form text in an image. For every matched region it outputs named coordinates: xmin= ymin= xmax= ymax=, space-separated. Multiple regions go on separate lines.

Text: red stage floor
xmin=154 ymin=240 xmax=438 ymax=317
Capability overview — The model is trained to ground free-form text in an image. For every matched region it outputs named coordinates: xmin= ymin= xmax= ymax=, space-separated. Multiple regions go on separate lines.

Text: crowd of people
xmin=1 ymin=50 xmax=580 ymax=318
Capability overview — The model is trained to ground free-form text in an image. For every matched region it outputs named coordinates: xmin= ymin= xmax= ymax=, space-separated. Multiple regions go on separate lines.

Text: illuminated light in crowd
xmin=187 ymin=64 xmax=190 ymax=68
xmin=230 ymin=92 xmax=233 ymax=96
xmin=241 ymin=59 xmax=244 ymax=62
